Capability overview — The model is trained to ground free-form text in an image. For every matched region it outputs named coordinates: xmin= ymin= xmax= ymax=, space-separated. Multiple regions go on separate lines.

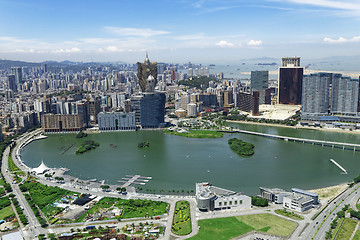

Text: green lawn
xmin=188 ymin=216 xmax=254 ymax=240
xmin=357 ymin=203 xmax=360 ymax=211
xmin=237 ymin=214 xmax=297 ymax=236
xmin=8 ymin=153 xmax=25 ymax=176
xmin=335 ymin=218 xmax=358 ymax=240
xmin=0 ymin=205 xmax=15 ymax=220
xmin=0 ymin=187 xmax=5 ymax=196
xmin=172 ymin=201 xmax=192 ymax=236
xmin=275 ymin=209 xmax=304 ymax=220
xmin=189 ymin=213 xmax=297 ymax=240
xmin=0 ymin=178 xmax=5 ymax=186
xmin=353 ymin=229 xmax=360 ymax=240
xmin=164 ymin=130 xmax=223 ymax=138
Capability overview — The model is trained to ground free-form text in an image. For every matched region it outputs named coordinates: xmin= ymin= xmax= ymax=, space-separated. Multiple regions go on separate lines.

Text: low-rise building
xmin=97 ymin=112 xmax=136 ymax=131
xmin=196 ymin=182 xmax=251 ymax=211
xmin=292 ymin=188 xmax=319 ymax=204
xmin=283 ymin=193 xmax=313 ymax=212
xmin=259 ymin=187 xmax=291 ymax=204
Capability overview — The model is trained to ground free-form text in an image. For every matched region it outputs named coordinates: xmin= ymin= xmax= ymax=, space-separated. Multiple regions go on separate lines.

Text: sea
xmin=206 ymin=57 xmax=360 ymax=80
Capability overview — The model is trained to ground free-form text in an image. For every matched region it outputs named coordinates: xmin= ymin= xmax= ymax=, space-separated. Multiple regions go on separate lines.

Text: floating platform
xmin=330 ymin=159 xmax=347 ymax=174
xmin=119 ymin=174 xmax=152 ymax=187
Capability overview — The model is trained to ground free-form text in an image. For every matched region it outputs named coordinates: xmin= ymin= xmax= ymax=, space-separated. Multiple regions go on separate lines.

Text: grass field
xmin=237 ymin=214 xmax=297 ymax=236
xmin=0 ymin=205 xmax=15 ymax=220
xmin=8 ymin=153 xmax=25 ymax=176
xmin=172 ymin=201 xmax=192 ymax=236
xmin=0 ymin=178 xmax=5 ymax=186
xmin=353 ymin=229 xmax=360 ymax=240
xmin=275 ymin=209 xmax=304 ymax=220
xmin=164 ymin=130 xmax=223 ymax=138
xmin=335 ymin=218 xmax=358 ymax=240
xmin=188 ymin=213 xmax=297 ymax=240
xmin=357 ymin=203 xmax=360 ymax=211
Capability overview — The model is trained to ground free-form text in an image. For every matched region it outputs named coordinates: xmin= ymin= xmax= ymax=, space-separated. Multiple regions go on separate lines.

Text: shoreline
xmin=226 ymin=120 xmax=360 ymax=135
xmin=15 ymin=130 xmax=353 ymax=199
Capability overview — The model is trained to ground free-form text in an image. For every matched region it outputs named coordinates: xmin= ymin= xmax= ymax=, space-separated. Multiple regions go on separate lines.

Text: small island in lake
xmin=138 ymin=142 xmax=150 ymax=148
xmin=164 ymin=129 xmax=223 ymax=138
xmin=228 ymin=138 xmax=254 ymax=156
xmin=76 ymin=140 xmax=99 ymax=154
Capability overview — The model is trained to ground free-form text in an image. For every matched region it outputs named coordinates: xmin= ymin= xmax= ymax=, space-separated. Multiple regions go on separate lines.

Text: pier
xmin=330 ymin=159 xmax=347 ymax=174
xmin=117 ymin=175 xmax=152 ymax=187
xmin=221 ymin=129 xmax=360 ymax=151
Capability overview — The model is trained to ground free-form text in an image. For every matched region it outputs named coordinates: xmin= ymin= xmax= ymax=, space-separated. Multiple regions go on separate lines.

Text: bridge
xmin=220 ymin=129 xmax=360 ymax=151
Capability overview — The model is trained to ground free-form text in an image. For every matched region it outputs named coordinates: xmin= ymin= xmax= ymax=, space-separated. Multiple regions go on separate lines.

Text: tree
xmin=251 ymin=196 xmax=268 ymax=207
xmin=101 ymin=185 xmax=110 ymax=190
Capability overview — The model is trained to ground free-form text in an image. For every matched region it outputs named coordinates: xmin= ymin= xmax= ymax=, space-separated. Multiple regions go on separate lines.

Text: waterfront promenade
xmin=221 ymin=129 xmax=360 ymax=151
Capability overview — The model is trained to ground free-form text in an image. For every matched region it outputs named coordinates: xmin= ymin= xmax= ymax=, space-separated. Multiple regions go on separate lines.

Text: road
xmin=299 ymin=183 xmax=360 ymax=240
xmin=1 ymin=145 xmax=47 ymax=239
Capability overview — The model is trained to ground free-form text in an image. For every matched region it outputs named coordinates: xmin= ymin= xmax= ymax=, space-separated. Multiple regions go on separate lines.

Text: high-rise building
xmin=251 ymin=71 xmax=268 ymax=91
xmin=41 ymin=114 xmax=83 ymax=133
xmin=88 ymin=98 xmax=101 ymax=124
xmin=7 ymin=75 xmax=17 ymax=92
xmin=11 ymin=67 xmax=23 ymax=85
xmin=137 ymin=54 xmax=157 ymax=93
xmin=282 ymin=57 xmax=300 ymax=67
xmin=302 ymin=73 xmax=331 ymax=116
xmin=278 ymin=65 xmax=304 ymax=105
xmin=235 ymin=92 xmax=259 ymax=116
xmin=331 ymin=74 xmax=359 ymax=114
xmin=130 ymin=92 xmax=165 ymax=128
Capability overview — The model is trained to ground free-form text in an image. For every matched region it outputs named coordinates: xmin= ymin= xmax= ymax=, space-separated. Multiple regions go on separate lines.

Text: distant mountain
xmin=247 ymin=57 xmax=278 ymax=61
xmin=0 ymin=60 xmax=41 ymax=69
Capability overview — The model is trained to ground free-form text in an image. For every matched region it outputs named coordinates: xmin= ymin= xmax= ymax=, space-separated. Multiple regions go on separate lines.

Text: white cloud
xmin=247 ymin=40 xmax=262 ymax=46
xmin=323 ymin=36 xmax=360 ymax=43
xmin=52 ymin=47 xmax=81 ymax=53
xmin=105 ymin=46 xmax=123 ymax=52
xmin=215 ymin=40 xmax=235 ymax=48
xmin=105 ymin=26 xmax=170 ymax=38
xmin=285 ymin=0 xmax=360 ymax=11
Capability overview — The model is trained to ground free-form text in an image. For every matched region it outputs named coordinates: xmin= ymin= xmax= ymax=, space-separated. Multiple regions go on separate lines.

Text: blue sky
xmin=0 ymin=0 xmax=360 ymax=63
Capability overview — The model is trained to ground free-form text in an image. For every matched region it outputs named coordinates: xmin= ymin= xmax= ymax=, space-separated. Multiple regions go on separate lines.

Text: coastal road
xmin=299 ymin=183 xmax=360 ymax=240
xmin=1 ymin=145 xmax=46 ymax=240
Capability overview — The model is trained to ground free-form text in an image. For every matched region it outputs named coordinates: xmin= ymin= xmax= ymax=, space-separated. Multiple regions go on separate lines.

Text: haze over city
xmin=1 ymin=0 xmax=360 ymax=63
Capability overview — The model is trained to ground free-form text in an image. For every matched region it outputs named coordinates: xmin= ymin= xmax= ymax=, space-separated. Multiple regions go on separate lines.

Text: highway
xmin=299 ymin=183 xmax=360 ymax=240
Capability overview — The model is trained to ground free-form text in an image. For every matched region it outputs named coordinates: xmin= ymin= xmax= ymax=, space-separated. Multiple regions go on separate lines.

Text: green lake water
xmin=21 ymin=123 xmax=360 ymax=195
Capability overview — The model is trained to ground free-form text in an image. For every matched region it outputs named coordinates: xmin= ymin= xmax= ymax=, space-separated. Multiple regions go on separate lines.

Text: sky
xmin=1 ymin=0 xmax=360 ymax=63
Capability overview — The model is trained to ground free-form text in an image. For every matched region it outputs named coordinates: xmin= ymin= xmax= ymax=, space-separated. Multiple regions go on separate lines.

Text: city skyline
xmin=1 ymin=0 xmax=360 ymax=63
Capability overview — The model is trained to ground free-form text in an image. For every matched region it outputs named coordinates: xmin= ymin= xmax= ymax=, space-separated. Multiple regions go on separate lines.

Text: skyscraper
xmin=278 ymin=57 xmax=304 ymax=105
xmin=250 ymin=71 xmax=268 ymax=91
xmin=331 ymin=74 xmax=359 ymax=114
xmin=302 ymin=73 xmax=331 ymax=116
xmin=11 ymin=67 xmax=23 ymax=85
xmin=7 ymin=75 xmax=17 ymax=92
xmin=130 ymin=92 xmax=165 ymax=128
xmin=137 ymin=54 xmax=157 ymax=93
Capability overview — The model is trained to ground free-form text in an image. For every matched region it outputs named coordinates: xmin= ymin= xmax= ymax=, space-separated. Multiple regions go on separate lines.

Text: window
xmin=240 ymin=200 xmax=243 ymax=204
xmin=224 ymin=202 xmax=227 ymax=206
xmin=234 ymin=200 xmax=238 ymax=204
xmin=229 ymin=201 xmax=232 ymax=205
xmin=219 ymin=202 xmax=222 ymax=206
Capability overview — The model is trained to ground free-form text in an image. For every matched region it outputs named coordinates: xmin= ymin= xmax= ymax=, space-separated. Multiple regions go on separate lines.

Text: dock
xmin=330 ymin=159 xmax=347 ymax=174
xmin=118 ymin=174 xmax=152 ymax=187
